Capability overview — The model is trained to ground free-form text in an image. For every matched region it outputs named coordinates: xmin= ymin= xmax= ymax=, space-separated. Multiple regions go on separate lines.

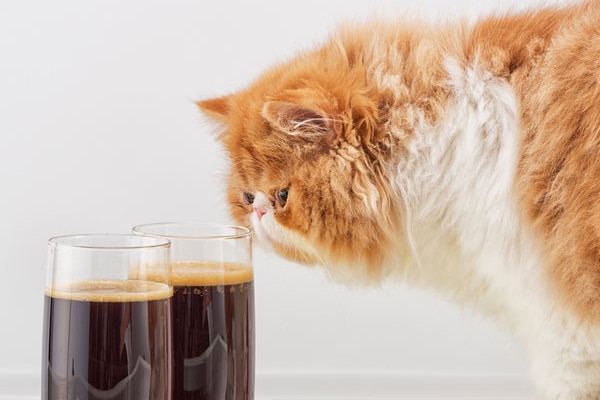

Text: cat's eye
xmin=275 ymin=189 xmax=288 ymax=207
xmin=243 ymin=191 xmax=255 ymax=205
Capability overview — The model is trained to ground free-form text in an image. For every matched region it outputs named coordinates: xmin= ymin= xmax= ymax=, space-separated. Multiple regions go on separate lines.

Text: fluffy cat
xmin=198 ymin=0 xmax=600 ymax=398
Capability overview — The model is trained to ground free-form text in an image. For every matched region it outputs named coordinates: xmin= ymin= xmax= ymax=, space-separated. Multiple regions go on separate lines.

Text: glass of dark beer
xmin=42 ymin=234 xmax=173 ymax=400
xmin=132 ymin=223 xmax=254 ymax=400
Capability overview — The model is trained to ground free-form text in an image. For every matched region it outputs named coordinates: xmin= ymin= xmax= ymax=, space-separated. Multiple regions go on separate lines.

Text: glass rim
xmin=132 ymin=222 xmax=252 ymax=240
xmin=48 ymin=233 xmax=171 ymax=250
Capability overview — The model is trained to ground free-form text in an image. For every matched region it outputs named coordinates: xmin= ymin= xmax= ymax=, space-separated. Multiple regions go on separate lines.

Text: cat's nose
xmin=253 ymin=191 xmax=269 ymax=221
xmin=254 ymin=207 xmax=266 ymax=221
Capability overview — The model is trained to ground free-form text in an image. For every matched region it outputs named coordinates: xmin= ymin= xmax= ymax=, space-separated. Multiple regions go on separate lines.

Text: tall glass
xmin=132 ymin=223 xmax=254 ymax=400
xmin=42 ymin=234 xmax=173 ymax=400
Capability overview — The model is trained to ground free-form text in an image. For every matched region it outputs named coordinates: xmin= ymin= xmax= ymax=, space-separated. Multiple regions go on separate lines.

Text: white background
xmin=0 ymin=0 xmax=571 ymax=397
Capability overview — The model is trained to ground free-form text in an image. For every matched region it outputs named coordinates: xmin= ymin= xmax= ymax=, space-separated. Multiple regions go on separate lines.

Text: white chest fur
xmin=388 ymin=58 xmax=600 ymax=399
xmin=392 ymin=59 xmax=539 ymax=314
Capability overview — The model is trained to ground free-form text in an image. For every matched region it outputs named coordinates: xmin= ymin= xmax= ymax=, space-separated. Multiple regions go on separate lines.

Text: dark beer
xmin=171 ymin=261 xmax=254 ymax=400
xmin=42 ymin=280 xmax=173 ymax=400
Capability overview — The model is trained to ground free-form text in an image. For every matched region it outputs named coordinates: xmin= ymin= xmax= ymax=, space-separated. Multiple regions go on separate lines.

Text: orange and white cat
xmin=198 ymin=0 xmax=600 ymax=398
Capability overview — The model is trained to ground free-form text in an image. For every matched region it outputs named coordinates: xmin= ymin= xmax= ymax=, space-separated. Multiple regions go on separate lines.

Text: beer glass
xmin=42 ymin=234 xmax=173 ymax=400
xmin=132 ymin=223 xmax=254 ymax=400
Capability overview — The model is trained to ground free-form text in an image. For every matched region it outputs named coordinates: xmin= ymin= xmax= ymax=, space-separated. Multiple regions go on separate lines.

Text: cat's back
xmin=515 ymin=0 xmax=600 ymax=322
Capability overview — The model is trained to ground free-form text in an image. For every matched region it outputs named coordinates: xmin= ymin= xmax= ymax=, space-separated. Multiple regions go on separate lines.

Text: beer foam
xmin=170 ymin=261 xmax=254 ymax=286
xmin=46 ymin=279 xmax=173 ymax=302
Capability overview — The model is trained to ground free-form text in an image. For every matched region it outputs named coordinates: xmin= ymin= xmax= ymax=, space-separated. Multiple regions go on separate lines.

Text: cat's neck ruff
xmin=388 ymin=56 xmax=540 ymax=315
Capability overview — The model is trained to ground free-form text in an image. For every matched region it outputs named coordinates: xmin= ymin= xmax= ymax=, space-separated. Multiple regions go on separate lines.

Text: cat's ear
xmin=262 ymin=101 xmax=340 ymax=137
xmin=197 ymin=95 xmax=233 ymax=124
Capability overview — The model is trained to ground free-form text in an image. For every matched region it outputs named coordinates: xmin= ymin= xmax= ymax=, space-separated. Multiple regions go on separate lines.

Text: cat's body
xmin=199 ymin=1 xmax=600 ymax=398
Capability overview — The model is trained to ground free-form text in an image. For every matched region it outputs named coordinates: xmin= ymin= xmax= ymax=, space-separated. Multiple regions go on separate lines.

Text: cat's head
xmin=198 ymin=37 xmax=403 ymax=282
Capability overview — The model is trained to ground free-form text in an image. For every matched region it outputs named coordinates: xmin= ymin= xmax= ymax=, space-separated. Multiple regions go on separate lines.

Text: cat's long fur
xmin=198 ymin=1 xmax=600 ymax=398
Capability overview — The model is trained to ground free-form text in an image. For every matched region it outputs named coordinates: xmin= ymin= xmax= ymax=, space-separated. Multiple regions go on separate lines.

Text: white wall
xmin=0 ymin=0 xmax=570 ymax=397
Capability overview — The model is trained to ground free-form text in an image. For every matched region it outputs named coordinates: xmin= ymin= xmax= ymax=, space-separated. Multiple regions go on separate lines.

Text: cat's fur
xmin=198 ymin=1 xmax=600 ymax=398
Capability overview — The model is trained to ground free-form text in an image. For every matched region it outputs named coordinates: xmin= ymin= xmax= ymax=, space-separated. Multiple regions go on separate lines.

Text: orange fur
xmin=513 ymin=0 xmax=600 ymax=322
xmin=198 ymin=0 xmax=600 ymax=323
xmin=461 ymin=0 xmax=600 ymax=321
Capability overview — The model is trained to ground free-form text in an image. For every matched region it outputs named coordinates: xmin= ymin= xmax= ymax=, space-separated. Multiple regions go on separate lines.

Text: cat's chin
xmin=272 ymin=242 xmax=319 ymax=265
xmin=251 ymin=221 xmax=279 ymax=250
xmin=251 ymin=215 xmax=319 ymax=265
